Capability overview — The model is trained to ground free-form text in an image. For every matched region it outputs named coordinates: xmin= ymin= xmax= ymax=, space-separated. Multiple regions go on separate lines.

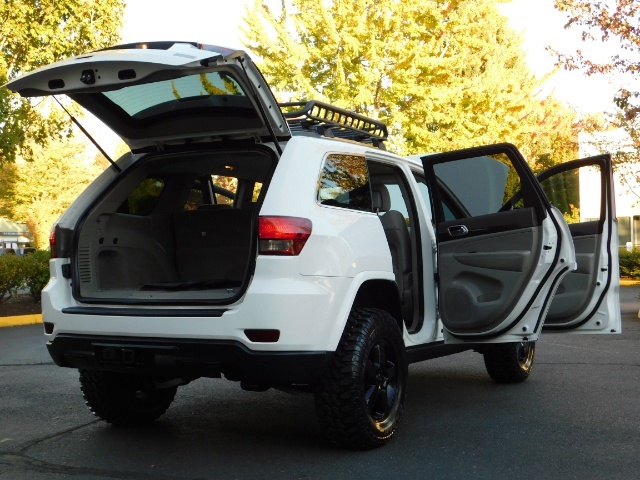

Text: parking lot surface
xmin=1 ymin=287 xmax=639 ymax=479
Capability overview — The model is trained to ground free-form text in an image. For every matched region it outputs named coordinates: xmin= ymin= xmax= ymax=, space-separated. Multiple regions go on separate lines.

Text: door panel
xmin=438 ymin=224 xmax=541 ymax=332
xmin=538 ymin=155 xmax=621 ymax=333
xmin=422 ymin=143 xmax=575 ymax=343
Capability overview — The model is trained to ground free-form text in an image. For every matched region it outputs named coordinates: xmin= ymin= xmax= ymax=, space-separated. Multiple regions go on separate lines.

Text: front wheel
xmin=314 ymin=308 xmax=408 ymax=449
xmin=483 ymin=341 xmax=536 ymax=384
xmin=79 ymin=370 xmax=177 ymax=426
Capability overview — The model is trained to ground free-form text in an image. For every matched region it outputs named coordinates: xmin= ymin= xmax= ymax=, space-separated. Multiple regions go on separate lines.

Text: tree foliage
xmin=242 ymin=0 xmax=579 ymax=164
xmin=0 ymin=0 xmax=125 ymax=165
xmin=0 ymin=136 xmax=104 ymax=248
xmin=554 ymin=0 xmax=639 ymax=76
xmin=554 ymin=0 xmax=640 ymax=161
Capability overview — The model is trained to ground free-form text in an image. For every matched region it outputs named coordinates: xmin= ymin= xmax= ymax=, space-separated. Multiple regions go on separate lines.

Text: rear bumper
xmin=47 ymin=334 xmax=332 ymax=386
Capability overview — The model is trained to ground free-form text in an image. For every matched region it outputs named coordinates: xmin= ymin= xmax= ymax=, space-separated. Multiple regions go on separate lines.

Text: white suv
xmin=7 ymin=41 xmax=621 ymax=449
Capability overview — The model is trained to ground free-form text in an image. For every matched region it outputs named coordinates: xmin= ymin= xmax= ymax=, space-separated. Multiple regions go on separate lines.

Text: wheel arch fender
xmin=323 ymin=271 xmax=400 ymax=352
xmin=352 ymin=279 xmax=403 ymax=332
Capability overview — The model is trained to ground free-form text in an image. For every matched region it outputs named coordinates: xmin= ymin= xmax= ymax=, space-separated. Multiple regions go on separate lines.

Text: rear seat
xmin=173 ymin=208 xmax=253 ymax=285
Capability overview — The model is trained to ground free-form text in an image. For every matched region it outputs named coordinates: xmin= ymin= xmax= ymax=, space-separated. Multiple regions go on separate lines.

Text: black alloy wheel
xmin=314 ymin=307 xmax=408 ymax=449
xmin=483 ymin=340 xmax=536 ymax=383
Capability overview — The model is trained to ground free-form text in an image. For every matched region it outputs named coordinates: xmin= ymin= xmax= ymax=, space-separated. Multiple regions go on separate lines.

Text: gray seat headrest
xmin=372 ymin=184 xmax=391 ymax=213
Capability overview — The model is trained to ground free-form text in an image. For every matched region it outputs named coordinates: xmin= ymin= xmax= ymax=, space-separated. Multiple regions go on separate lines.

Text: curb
xmin=0 ymin=314 xmax=43 ymax=328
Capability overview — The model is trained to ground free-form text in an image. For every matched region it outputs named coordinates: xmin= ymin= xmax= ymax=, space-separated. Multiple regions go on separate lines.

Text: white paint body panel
xmin=43 ymin=257 xmax=395 ymax=352
xmin=40 ymin=135 xmax=599 ymax=353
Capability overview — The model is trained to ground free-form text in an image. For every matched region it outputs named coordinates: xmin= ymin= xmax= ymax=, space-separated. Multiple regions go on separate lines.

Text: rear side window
xmin=317 ymin=154 xmax=372 ymax=212
xmin=118 ymin=177 xmax=165 ymax=215
xmin=184 ymin=177 xmax=206 ymax=210
xmin=212 ymin=175 xmax=237 ymax=206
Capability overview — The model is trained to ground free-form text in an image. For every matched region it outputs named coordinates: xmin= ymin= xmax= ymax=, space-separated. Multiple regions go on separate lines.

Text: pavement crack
xmin=15 ymin=419 xmax=101 ymax=455
xmin=2 ymin=420 xmax=195 ymax=480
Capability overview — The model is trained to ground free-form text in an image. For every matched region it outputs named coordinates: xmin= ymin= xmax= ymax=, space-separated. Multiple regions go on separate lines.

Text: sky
xmin=120 ymin=0 xmax=623 ymax=115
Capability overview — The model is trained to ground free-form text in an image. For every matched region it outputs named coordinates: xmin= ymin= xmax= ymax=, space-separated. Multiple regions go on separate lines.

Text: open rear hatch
xmin=6 ymin=41 xmax=290 ymax=151
xmin=6 ymin=42 xmax=289 ymax=305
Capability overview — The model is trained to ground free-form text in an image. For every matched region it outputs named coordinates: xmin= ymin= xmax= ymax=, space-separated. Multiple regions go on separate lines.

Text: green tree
xmin=0 ymin=0 xmax=124 ymax=165
xmin=554 ymin=0 xmax=640 ymax=162
xmin=0 ymin=135 xmax=104 ymax=248
xmin=242 ymin=0 xmax=579 ymax=164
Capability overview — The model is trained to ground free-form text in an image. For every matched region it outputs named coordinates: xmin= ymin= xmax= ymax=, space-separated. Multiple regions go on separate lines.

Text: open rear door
xmin=421 ymin=144 xmax=576 ymax=344
xmin=538 ymin=155 xmax=621 ymax=333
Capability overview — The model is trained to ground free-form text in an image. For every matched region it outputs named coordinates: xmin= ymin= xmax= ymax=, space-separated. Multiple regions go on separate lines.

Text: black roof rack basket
xmin=279 ymin=100 xmax=388 ymax=148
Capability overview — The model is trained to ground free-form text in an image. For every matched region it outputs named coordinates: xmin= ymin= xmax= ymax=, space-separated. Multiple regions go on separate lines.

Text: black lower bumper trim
xmin=61 ymin=307 xmax=227 ymax=317
xmin=47 ymin=334 xmax=332 ymax=386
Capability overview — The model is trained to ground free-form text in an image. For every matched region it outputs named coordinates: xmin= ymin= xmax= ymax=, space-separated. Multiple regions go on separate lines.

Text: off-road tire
xmin=483 ymin=341 xmax=536 ymax=384
xmin=314 ymin=308 xmax=407 ymax=449
xmin=79 ymin=369 xmax=177 ymax=425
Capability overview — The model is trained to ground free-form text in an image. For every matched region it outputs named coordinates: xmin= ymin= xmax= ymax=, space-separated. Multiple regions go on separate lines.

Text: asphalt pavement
xmin=1 ymin=287 xmax=639 ymax=479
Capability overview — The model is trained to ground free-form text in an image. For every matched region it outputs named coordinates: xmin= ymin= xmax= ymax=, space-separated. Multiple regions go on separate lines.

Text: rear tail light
xmin=49 ymin=224 xmax=72 ymax=259
xmin=49 ymin=223 xmax=58 ymax=258
xmin=258 ymin=216 xmax=312 ymax=256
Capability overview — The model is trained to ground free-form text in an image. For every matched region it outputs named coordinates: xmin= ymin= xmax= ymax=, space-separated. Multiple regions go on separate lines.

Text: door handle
xmin=447 ymin=225 xmax=469 ymax=237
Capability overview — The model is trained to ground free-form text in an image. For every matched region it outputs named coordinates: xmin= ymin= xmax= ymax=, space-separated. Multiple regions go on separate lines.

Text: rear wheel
xmin=314 ymin=308 xmax=407 ymax=449
xmin=483 ymin=341 xmax=536 ymax=383
xmin=79 ymin=370 xmax=177 ymax=425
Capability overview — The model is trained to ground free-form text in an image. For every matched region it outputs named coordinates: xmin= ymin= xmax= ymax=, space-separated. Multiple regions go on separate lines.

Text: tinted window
xmin=184 ymin=178 xmax=206 ymax=211
xmin=317 ymin=154 xmax=372 ymax=212
xmin=414 ymin=171 xmax=474 ymax=221
xmin=412 ymin=173 xmax=435 ymax=221
xmin=252 ymin=182 xmax=263 ymax=202
xmin=103 ymin=72 xmax=246 ymax=119
xmin=212 ymin=175 xmax=236 ymax=205
xmin=433 ymin=153 xmax=523 ymax=219
xmin=119 ymin=177 xmax=165 ymax=215
xmin=369 ymin=162 xmax=415 ymax=227
xmin=539 ymin=164 xmax=601 ymax=225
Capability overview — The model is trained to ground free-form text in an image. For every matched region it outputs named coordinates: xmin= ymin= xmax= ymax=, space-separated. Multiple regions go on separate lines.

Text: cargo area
xmin=73 ymin=147 xmax=275 ymax=303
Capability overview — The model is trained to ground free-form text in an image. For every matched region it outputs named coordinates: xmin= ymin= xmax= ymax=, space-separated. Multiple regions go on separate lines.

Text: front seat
xmin=372 ymin=184 xmax=413 ymax=321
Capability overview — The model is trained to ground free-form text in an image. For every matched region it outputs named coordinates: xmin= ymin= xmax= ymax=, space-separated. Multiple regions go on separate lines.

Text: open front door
xmin=538 ymin=155 xmax=621 ymax=333
xmin=421 ymin=144 xmax=576 ymax=344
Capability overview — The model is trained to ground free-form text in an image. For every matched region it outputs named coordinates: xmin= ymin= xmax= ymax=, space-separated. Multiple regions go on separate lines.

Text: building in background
xmin=579 ymin=130 xmax=640 ymax=249
xmin=0 ymin=217 xmax=33 ymax=254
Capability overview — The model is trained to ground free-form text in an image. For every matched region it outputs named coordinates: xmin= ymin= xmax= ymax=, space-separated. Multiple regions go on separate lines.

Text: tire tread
xmin=79 ymin=369 xmax=176 ymax=426
xmin=483 ymin=342 xmax=535 ymax=384
xmin=314 ymin=308 xmax=407 ymax=449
